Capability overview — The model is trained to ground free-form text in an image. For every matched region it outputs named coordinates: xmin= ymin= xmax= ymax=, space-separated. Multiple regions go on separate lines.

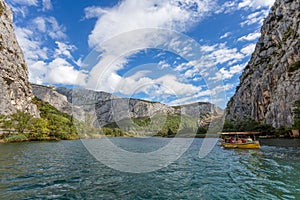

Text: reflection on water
xmin=0 ymin=139 xmax=300 ymax=199
xmin=260 ymin=138 xmax=300 ymax=147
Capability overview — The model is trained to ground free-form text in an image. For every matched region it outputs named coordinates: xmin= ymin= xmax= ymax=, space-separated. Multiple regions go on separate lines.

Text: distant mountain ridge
xmin=226 ymin=0 xmax=300 ymax=127
xmin=32 ymin=84 xmax=223 ymax=128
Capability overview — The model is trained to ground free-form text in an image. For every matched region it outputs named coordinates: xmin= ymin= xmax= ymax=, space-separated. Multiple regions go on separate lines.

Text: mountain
xmin=226 ymin=0 xmax=300 ymax=128
xmin=0 ymin=0 xmax=39 ymax=116
xmin=32 ymin=84 xmax=223 ymax=128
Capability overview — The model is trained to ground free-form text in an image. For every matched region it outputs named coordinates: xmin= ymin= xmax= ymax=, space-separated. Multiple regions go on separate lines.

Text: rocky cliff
xmin=0 ymin=0 xmax=39 ymax=116
xmin=226 ymin=0 xmax=300 ymax=128
xmin=32 ymin=84 xmax=223 ymax=127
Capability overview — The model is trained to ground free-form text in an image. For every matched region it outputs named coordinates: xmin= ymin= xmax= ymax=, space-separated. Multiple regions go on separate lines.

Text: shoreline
xmin=1 ymin=134 xmax=299 ymax=144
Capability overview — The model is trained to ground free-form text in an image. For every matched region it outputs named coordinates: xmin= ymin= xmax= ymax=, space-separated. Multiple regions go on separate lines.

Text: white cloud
xmin=42 ymin=0 xmax=53 ymax=11
xmin=173 ymin=42 xmax=248 ymax=83
xmin=85 ymin=0 xmax=216 ymax=47
xmin=240 ymin=9 xmax=269 ymax=27
xmin=15 ymin=27 xmax=48 ymax=62
xmin=218 ymin=63 xmax=247 ymax=79
xmin=241 ymin=43 xmax=256 ymax=56
xmin=46 ymin=17 xmax=67 ymax=39
xmin=15 ymin=17 xmax=68 ymax=64
xmin=117 ymin=73 xmax=199 ymax=97
xmin=32 ymin=17 xmax=47 ymax=32
xmin=220 ymin=32 xmax=231 ymax=39
xmin=15 ymin=14 xmax=84 ymax=86
xmin=74 ymin=57 xmax=87 ymax=68
xmin=216 ymin=0 xmax=274 ymax=15
xmin=215 ymin=1 xmax=237 ymax=14
xmin=238 ymin=0 xmax=275 ymax=10
xmin=9 ymin=6 xmax=28 ymax=17
xmin=31 ymin=16 xmax=67 ymax=39
xmin=205 ymin=43 xmax=245 ymax=66
xmin=29 ymin=61 xmax=48 ymax=84
xmin=45 ymin=58 xmax=88 ymax=86
xmin=9 ymin=0 xmax=38 ymax=6
xmin=175 ymin=42 xmax=246 ymax=77
xmin=200 ymin=44 xmax=217 ymax=52
xmin=158 ymin=60 xmax=171 ymax=69
xmin=168 ymin=83 xmax=233 ymax=106
xmin=29 ymin=59 xmax=88 ymax=86
xmin=238 ymin=32 xmax=261 ymax=41
xmin=84 ymin=6 xmax=108 ymax=19
xmin=84 ymin=0 xmax=218 ymax=97
xmin=54 ymin=41 xmax=76 ymax=59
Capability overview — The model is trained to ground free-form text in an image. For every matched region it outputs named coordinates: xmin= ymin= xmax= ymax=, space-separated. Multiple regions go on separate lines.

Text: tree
xmin=293 ymin=99 xmax=300 ymax=118
xmin=0 ymin=114 xmax=5 ymax=126
xmin=31 ymin=118 xmax=50 ymax=138
xmin=197 ymin=127 xmax=207 ymax=134
xmin=167 ymin=128 xmax=174 ymax=137
xmin=293 ymin=99 xmax=300 ymax=129
xmin=47 ymin=114 xmax=71 ymax=139
xmin=10 ymin=111 xmax=33 ymax=134
xmin=222 ymin=120 xmax=235 ymax=132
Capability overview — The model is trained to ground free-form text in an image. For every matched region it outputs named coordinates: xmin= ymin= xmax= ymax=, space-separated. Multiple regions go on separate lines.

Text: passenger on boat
xmin=225 ymin=137 xmax=230 ymax=143
xmin=237 ymin=138 xmax=242 ymax=144
xmin=246 ymin=136 xmax=253 ymax=143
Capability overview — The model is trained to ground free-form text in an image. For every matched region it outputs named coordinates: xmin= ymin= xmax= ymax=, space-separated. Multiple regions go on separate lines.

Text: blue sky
xmin=7 ymin=0 xmax=275 ymax=108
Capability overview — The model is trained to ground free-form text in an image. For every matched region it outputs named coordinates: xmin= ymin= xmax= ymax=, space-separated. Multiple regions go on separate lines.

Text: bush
xmin=293 ymin=99 xmax=300 ymax=118
xmin=4 ymin=134 xmax=28 ymax=142
xmin=11 ymin=111 xmax=33 ymax=133
xmin=196 ymin=127 xmax=207 ymax=135
xmin=288 ymin=60 xmax=300 ymax=73
xmin=0 ymin=98 xmax=83 ymax=142
xmin=102 ymin=127 xmax=126 ymax=137
xmin=274 ymin=126 xmax=291 ymax=136
xmin=293 ymin=118 xmax=300 ymax=130
xmin=223 ymin=118 xmax=274 ymax=133
xmin=293 ymin=99 xmax=300 ymax=129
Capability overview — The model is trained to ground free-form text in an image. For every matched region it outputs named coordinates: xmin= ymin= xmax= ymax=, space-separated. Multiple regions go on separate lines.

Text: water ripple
xmin=0 ymin=139 xmax=300 ymax=199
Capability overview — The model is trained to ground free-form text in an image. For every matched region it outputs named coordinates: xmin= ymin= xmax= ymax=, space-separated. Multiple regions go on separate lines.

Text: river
xmin=1 ymin=138 xmax=300 ymax=199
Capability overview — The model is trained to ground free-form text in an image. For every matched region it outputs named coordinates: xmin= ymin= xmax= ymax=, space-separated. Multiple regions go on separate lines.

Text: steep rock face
xmin=95 ymin=98 xmax=177 ymax=126
xmin=32 ymin=84 xmax=223 ymax=127
xmin=226 ymin=0 xmax=300 ymax=127
xmin=95 ymin=99 xmax=223 ymax=126
xmin=0 ymin=0 xmax=39 ymax=116
xmin=31 ymin=84 xmax=104 ymax=122
xmin=31 ymin=84 xmax=76 ymax=116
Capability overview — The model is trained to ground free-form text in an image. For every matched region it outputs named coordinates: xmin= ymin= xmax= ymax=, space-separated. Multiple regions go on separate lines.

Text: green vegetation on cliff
xmin=222 ymin=117 xmax=297 ymax=137
xmin=293 ymin=99 xmax=300 ymax=130
xmin=222 ymin=118 xmax=274 ymax=133
xmin=103 ymin=114 xmax=206 ymax=137
xmin=0 ymin=98 xmax=139 ymax=142
xmin=0 ymin=97 xmax=222 ymax=142
xmin=288 ymin=60 xmax=300 ymax=73
xmin=0 ymin=98 xmax=78 ymax=142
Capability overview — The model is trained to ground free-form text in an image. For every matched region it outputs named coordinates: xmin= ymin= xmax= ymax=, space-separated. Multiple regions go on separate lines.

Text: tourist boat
xmin=219 ymin=132 xmax=261 ymax=149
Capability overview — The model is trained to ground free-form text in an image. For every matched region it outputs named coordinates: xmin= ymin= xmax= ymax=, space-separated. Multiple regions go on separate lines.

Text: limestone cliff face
xmin=32 ymin=84 xmax=223 ymax=127
xmin=226 ymin=0 xmax=300 ymax=128
xmin=0 ymin=0 xmax=39 ymax=116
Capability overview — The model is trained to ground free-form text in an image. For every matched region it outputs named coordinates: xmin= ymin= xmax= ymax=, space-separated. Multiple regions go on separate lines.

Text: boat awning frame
xmin=220 ymin=132 xmax=261 ymax=135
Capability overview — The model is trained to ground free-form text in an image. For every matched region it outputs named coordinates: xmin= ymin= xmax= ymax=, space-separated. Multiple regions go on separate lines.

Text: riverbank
xmin=1 ymin=128 xmax=299 ymax=144
xmin=0 ymin=135 xmax=73 ymax=143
